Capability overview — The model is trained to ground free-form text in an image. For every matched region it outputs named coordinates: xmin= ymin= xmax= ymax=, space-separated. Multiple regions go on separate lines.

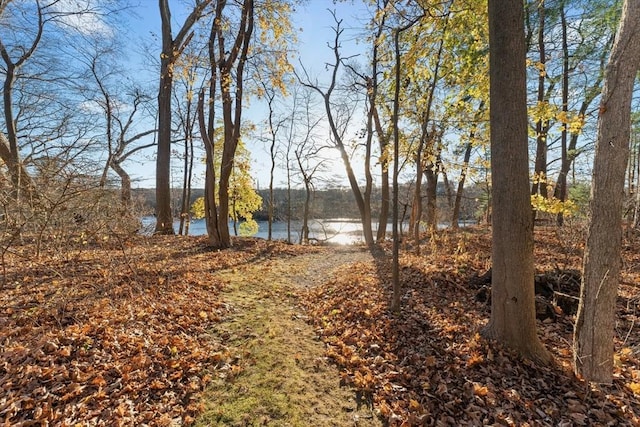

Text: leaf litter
xmin=300 ymin=227 xmax=640 ymax=426
xmin=0 ymin=236 xmax=318 ymax=426
xmin=3 ymin=228 xmax=640 ymax=426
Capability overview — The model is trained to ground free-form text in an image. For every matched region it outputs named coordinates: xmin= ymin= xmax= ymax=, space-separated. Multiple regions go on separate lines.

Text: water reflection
xmin=141 ymin=216 xmax=474 ymax=245
xmin=141 ymin=217 xmax=369 ymax=245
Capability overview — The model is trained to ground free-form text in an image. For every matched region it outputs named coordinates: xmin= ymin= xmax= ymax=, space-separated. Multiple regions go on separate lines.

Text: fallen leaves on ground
xmin=301 ymin=226 xmax=640 ymax=426
xmin=0 ymin=235 xmax=316 ymax=426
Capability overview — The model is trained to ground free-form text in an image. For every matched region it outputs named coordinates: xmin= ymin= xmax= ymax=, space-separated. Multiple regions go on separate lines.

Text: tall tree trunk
xmin=155 ymin=0 xmax=210 ymax=235
xmin=372 ymin=104 xmax=390 ymax=242
xmin=185 ymin=132 xmax=194 ymax=235
xmin=531 ymin=1 xmax=551 ymax=209
xmin=1 ymin=60 xmax=36 ymax=201
xmin=482 ymin=0 xmax=551 ymax=365
xmin=634 ymin=136 xmax=640 ymax=228
xmin=267 ymin=95 xmax=277 ymax=241
xmin=179 ymin=109 xmax=192 ymax=236
xmin=198 ymin=87 xmax=221 ymax=247
xmin=215 ymin=0 xmax=254 ymax=249
xmin=556 ymin=6 xmax=570 ymax=226
xmin=390 ymin=26 xmax=403 ymax=313
xmin=155 ymin=1 xmax=176 ymax=235
xmin=553 ymin=39 xmax=610 ymax=211
xmin=574 ymin=0 xmax=640 ymax=384
xmin=202 ymin=19 xmax=221 ymax=247
xmin=298 ymin=16 xmax=375 ymax=248
xmin=412 ymin=12 xmax=449 ymax=252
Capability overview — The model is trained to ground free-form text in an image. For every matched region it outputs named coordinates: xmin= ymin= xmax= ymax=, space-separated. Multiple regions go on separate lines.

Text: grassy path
xmin=195 ymin=247 xmax=382 ymax=427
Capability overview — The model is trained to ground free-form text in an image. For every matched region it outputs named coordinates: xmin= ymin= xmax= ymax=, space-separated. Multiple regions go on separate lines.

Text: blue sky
xmin=123 ymin=0 xmax=370 ymax=190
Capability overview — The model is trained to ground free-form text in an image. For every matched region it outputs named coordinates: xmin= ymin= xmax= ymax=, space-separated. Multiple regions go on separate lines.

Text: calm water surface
xmin=141 ymin=217 xmax=369 ymax=245
xmin=141 ymin=217 xmax=474 ymax=245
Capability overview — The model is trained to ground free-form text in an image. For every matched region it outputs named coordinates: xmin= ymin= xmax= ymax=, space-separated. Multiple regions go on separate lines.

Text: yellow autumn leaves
xmin=529 ymin=101 xmax=586 ymax=135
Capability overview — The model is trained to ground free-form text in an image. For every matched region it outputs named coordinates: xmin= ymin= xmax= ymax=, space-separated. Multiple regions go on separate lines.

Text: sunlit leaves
xmin=251 ymin=0 xmax=295 ymax=96
xmin=302 ymin=228 xmax=640 ymax=425
xmin=529 ymin=100 xmax=558 ymax=128
xmin=193 ymin=127 xmax=262 ymax=235
xmin=529 ymin=102 xmax=585 ymax=135
xmin=531 ymin=193 xmax=578 ymax=216
xmin=0 ymin=236 xmax=258 ymax=425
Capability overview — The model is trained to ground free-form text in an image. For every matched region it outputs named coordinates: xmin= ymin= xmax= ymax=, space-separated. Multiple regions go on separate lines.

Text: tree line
xmin=134 ymin=181 xmax=482 ymax=224
xmin=1 ymin=0 xmax=639 ymax=386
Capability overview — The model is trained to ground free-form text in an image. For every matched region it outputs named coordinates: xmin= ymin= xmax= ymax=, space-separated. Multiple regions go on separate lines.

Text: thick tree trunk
xmin=198 ymin=89 xmax=222 ymax=247
xmin=412 ymin=16 xmax=448 ymax=250
xmin=424 ymin=166 xmax=438 ymax=231
xmin=0 ymin=132 xmax=35 ymax=202
xmin=214 ymin=0 xmax=253 ymax=249
xmin=155 ymin=52 xmax=174 ymax=235
xmin=1 ymin=68 xmax=37 ymax=201
xmin=3 ymin=65 xmax=19 ymax=186
xmin=0 ymin=4 xmax=43 ymax=203
xmin=110 ymin=161 xmax=132 ymax=208
xmin=482 ymin=0 xmax=551 ymax=365
xmin=155 ymin=0 xmax=176 ymax=235
xmin=574 ymin=0 xmax=640 ymax=383
xmin=155 ymin=0 xmax=210 ymax=235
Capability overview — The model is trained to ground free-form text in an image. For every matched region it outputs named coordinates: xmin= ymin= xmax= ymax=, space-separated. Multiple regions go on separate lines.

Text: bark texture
xmin=574 ymin=0 xmax=640 ymax=383
xmin=482 ymin=0 xmax=551 ymax=365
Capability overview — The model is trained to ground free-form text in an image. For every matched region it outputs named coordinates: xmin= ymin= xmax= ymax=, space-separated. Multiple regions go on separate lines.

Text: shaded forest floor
xmin=1 ymin=225 xmax=640 ymax=425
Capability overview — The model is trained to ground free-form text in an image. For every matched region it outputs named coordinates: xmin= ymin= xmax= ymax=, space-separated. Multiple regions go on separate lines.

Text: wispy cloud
xmin=50 ymin=0 xmax=113 ymax=38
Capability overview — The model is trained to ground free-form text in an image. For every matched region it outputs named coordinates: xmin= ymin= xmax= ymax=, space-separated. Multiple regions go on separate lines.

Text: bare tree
xmin=81 ymin=43 xmax=156 ymax=208
xmin=297 ymin=12 xmax=375 ymax=248
xmin=198 ymin=0 xmax=254 ymax=249
xmin=259 ymin=82 xmax=289 ymax=240
xmin=291 ymin=88 xmax=326 ymax=244
xmin=344 ymin=0 xmax=391 ymax=243
xmin=0 ymin=1 xmax=46 ymax=199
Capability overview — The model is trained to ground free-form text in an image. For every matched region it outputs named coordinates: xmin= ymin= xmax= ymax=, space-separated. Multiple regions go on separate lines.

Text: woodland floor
xmin=1 ymin=225 xmax=640 ymax=426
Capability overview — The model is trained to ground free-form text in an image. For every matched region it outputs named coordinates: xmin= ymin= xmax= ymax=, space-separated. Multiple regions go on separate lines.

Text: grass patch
xmin=195 ymin=253 xmax=381 ymax=427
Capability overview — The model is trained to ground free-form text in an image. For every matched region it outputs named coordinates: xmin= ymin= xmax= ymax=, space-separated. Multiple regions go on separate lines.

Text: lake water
xmin=140 ymin=217 xmax=371 ymax=245
xmin=141 ymin=216 xmax=475 ymax=245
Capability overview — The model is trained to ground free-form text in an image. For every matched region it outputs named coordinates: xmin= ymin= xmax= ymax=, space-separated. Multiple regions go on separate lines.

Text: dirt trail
xmin=195 ymin=246 xmax=382 ymax=427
